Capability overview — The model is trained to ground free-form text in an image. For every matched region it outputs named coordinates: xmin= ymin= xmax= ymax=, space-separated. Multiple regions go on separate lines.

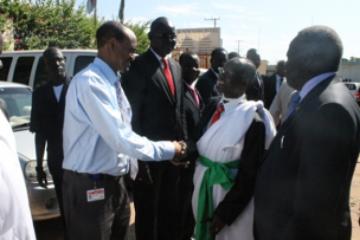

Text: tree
xmin=125 ymin=21 xmax=149 ymax=54
xmin=0 ymin=0 xmax=99 ymax=50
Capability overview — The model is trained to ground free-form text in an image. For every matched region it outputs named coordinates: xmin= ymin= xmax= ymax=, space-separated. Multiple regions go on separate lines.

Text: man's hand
xmin=36 ymin=166 xmax=48 ymax=188
xmin=173 ymin=140 xmax=187 ymax=157
xmin=171 ymin=141 xmax=189 ymax=167
xmin=210 ymin=214 xmax=226 ymax=237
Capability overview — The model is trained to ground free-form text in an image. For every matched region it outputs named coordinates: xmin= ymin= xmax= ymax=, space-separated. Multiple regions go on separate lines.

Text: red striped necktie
xmin=210 ymin=103 xmax=224 ymax=125
xmin=162 ymin=58 xmax=175 ymax=96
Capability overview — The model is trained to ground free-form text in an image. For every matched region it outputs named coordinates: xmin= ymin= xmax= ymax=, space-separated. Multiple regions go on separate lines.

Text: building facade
xmin=174 ymin=27 xmax=222 ymax=68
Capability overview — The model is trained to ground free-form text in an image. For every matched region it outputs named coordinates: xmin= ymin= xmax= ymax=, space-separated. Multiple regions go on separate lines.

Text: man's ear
xmin=148 ymin=31 xmax=153 ymax=40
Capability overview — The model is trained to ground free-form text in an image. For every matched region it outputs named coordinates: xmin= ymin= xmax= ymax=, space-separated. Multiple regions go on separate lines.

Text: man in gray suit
xmin=255 ymin=26 xmax=360 ymax=240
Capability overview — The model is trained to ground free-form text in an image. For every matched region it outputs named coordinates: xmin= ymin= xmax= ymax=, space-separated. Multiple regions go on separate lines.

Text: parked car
xmin=0 ymin=81 xmax=59 ymax=220
xmin=343 ymin=81 xmax=360 ymax=105
xmin=0 ymin=49 xmax=97 ymax=89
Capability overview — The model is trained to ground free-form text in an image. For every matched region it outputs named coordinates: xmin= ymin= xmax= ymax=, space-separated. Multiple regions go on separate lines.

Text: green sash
xmin=195 ymin=155 xmax=240 ymax=240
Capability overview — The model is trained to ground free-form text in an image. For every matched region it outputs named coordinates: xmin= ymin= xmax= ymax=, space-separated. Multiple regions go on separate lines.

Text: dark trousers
xmin=48 ymin=158 xmax=64 ymax=218
xmin=134 ymin=161 xmax=191 ymax=240
xmin=62 ymin=170 xmax=130 ymax=240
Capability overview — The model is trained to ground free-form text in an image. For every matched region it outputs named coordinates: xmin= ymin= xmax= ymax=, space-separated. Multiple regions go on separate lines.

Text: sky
xmin=76 ymin=0 xmax=360 ymax=64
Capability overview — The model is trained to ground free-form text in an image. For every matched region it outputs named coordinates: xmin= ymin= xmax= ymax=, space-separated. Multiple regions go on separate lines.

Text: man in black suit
xmin=195 ymin=47 xmax=227 ymax=105
xmin=30 ymin=47 xmax=67 ymax=226
xmin=122 ymin=17 xmax=186 ymax=240
xmin=178 ymin=52 xmax=203 ymax=239
xmin=263 ymin=60 xmax=286 ymax=109
xmin=246 ymin=48 xmax=264 ymax=101
xmin=254 ymin=26 xmax=360 ymax=240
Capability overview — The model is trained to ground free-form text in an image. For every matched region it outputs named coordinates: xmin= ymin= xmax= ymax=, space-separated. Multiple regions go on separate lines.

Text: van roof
xmin=1 ymin=49 xmax=97 ymax=54
xmin=0 ymin=81 xmax=31 ymax=88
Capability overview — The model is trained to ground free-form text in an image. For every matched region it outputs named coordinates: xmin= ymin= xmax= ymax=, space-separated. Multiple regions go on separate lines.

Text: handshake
xmin=171 ymin=140 xmax=193 ymax=167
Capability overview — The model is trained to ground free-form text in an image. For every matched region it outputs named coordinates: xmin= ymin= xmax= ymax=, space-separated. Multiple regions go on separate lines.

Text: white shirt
xmin=63 ymin=57 xmax=175 ymax=176
xmin=52 ymin=84 xmax=63 ymax=102
xmin=0 ymin=111 xmax=36 ymax=240
xmin=275 ymin=74 xmax=284 ymax=93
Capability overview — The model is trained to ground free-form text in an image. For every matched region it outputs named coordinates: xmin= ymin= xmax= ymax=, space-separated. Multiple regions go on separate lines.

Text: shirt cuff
xmin=156 ymin=141 xmax=176 ymax=160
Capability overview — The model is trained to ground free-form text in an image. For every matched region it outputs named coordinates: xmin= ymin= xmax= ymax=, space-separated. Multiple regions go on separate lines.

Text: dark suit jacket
xmin=254 ymin=76 xmax=360 ymax=240
xmin=246 ymin=72 xmax=264 ymax=101
xmin=184 ymin=84 xmax=203 ymax=142
xmin=30 ymin=82 xmax=67 ymax=168
xmin=195 ymin=68 xmax=219 ymax=106
xmin=123 ymin=49 xmax=185 ymax=141
xmin=197 ymin=98 xmax=266 ymax=225
xmin=263 ymin=74 xmax=278 ymax=109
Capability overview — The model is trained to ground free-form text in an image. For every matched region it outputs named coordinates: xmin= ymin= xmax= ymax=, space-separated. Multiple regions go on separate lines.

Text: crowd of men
xmin=1 ymin=15 xmax=360 ymax=240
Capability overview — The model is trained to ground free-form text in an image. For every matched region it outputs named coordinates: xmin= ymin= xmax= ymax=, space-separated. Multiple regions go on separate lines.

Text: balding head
xmin=96 ymin=21 xmax=135 ymax=49
xmin=286 ymin=25 xmax=342 ymax=90
xmin=96 ymin=21 xmax=137 ymax=73
xmin=218 ymin=58 xmax=256 ymax=98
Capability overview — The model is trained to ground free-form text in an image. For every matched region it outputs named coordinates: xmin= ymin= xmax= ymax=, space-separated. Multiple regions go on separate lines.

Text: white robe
xmin=0 ymin=111 xmax=36 ymax=240
xmin=192 ymin=98 xmax=276 ymax=240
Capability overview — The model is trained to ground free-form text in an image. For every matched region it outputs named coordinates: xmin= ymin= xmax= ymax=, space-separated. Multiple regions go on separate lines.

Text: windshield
xmin=0 ymin=86 xmax=32 ymax=128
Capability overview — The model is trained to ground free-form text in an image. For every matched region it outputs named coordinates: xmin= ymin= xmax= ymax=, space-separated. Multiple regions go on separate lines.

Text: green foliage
xmin=125 ymin=21 xmax=149 ymax=54
xmin=0 ymin=0 xmax=99 ymax=50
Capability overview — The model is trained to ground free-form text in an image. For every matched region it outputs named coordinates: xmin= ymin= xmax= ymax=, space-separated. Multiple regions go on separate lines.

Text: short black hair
xmin=43 ymin=46 xmax=61 ymax=61
xmin=211 ymin=47 xmax=227 ymax=59
xmin=228 ymin=51 xmax=240 ymax=60
xmin=96 ymin=21 xmax=127 ymax=49
xmin=179 ymin=52 xmax=198 ymax=67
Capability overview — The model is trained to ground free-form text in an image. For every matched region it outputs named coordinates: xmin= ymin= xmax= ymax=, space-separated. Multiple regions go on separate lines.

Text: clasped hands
xmin=171 ymin=140 xmax=190 ymax=167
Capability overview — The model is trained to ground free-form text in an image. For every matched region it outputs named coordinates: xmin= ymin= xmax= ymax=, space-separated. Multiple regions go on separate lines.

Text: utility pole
xmin=236 ymin=40 xmax=243 ymax=54
xmin=204 ymin=17 xmax=220 ymax=28
xmin=119 ymin=0 xmax=125 ymax=24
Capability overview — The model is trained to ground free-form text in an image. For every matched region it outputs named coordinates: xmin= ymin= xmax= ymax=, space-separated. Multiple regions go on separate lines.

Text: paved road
xmin=34 ymin=203 xmax=136 ymax=240
xmin=35 ymin=162 xmax=360 ymax=240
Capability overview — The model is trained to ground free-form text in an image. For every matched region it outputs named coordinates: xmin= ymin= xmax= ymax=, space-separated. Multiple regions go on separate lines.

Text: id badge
xmin=86 ymin=188 xmax=105 ymax=202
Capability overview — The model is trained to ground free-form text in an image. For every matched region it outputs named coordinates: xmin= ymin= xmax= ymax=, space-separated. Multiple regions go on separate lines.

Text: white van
xmin=0 ymin=49 xmax=97 ymax=89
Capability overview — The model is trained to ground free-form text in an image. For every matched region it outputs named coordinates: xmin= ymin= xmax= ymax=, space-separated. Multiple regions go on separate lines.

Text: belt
xmin=64 ymin=169 xmax=122 ymax=181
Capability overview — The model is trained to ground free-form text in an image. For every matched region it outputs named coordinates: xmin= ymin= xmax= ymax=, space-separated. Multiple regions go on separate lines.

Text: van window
xmin=0 ymin=57 xmax=13 ymax=80
xmin=34 ymin=57 xmax=47 ymax=89
xmin=13 ymin=57 xmax=35 ymax=85
xmin=74 ymin=56 xmax=95 ymax=75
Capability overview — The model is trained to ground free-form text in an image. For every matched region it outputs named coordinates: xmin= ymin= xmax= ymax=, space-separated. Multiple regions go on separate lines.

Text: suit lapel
xmin=185 ymin=88 xmax=197 ymax=108
xmin=279 ymin=76 xmax=335 ymax=130
xmin=147 ymin=50 xmax=175 ymax=105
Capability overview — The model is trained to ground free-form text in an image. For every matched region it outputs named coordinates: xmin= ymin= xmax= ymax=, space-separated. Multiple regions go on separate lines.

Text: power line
xmin=204 ymin=17 xmax=220 ymax=28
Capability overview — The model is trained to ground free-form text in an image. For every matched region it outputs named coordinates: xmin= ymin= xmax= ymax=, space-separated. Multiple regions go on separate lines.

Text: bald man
xmin=255 ymin=26 xmax=360 ymax=240
xmin=193 ymin=58 xmax=276 ymax=240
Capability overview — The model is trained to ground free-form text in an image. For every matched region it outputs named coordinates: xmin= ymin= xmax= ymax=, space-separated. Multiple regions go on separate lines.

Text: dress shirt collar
xmin=221 ymin=94 xmax=246 ymax=112
xmin=299 ymin=72 xmax=335 ymax=101
xmin=93 ymin=57 xmax=119 ymax=85
xmin=185 ymin=82 xmax=195 ymax=90
xmin=150 ymin=48 xmax=170 ymax=67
